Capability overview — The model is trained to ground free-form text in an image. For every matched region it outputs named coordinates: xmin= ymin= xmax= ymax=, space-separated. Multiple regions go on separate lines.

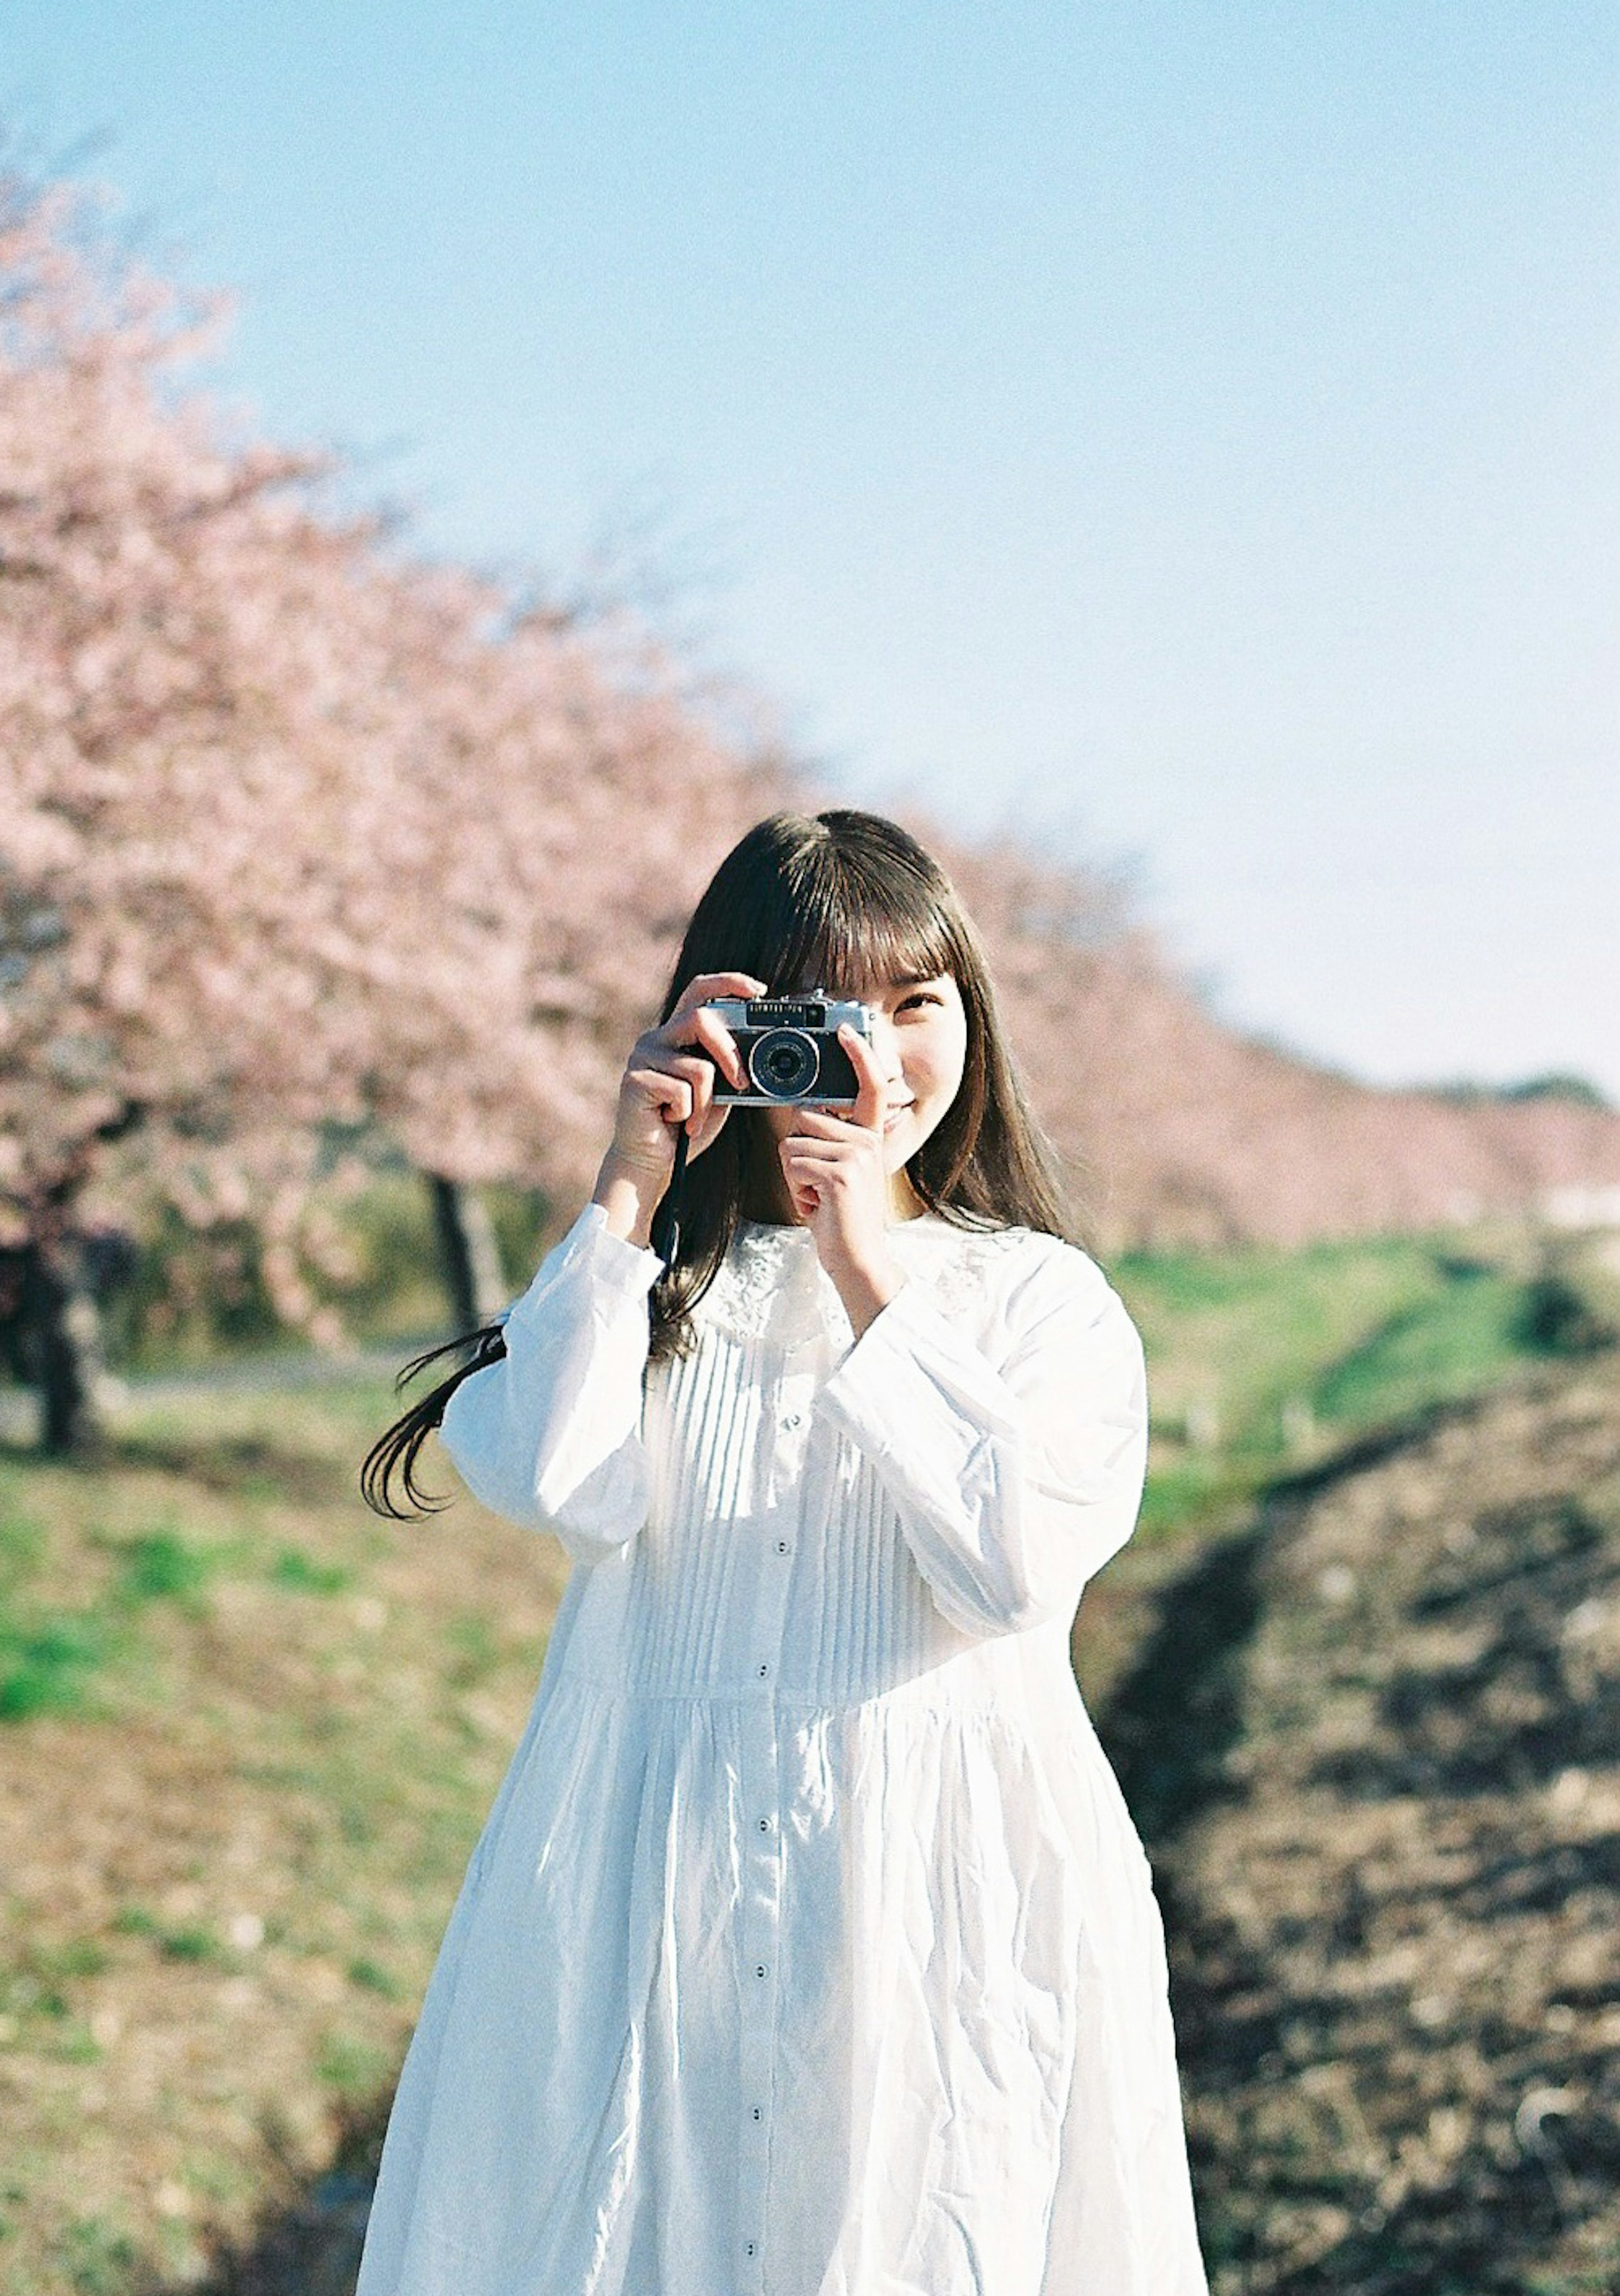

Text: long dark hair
xmin=360 ymin=807 xmax=1079 ymax=1520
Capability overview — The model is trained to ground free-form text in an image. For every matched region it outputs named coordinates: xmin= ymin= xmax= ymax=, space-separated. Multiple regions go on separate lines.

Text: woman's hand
xmin=592 ymin=971 xmax=765 ymax=1244
xmin=777 ymin=1024 xmax=905 ymax=1334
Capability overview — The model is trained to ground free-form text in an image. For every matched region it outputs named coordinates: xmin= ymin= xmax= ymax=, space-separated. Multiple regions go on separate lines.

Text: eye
xmin=898 ymin=989 xmax=944 ymax=1013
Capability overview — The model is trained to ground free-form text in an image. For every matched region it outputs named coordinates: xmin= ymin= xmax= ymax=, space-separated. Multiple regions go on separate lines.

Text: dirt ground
xmin=4 ymin=1341 xmax=1617 ymax=2294
xmin=1101 ymin=1355 xmax=1620 ymax=2293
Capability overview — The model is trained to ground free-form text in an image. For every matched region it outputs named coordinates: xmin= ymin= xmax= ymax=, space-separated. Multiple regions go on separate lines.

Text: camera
xmin=704 ymin=992 xmax=872 ymax=1106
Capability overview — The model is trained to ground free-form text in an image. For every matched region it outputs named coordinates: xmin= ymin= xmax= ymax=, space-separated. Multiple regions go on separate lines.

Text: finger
xmin=685 ymin=1098 xmax=732 ymax=1160
xmin=838 ymin=1021 xmax=886 ymax=1132
xmin=640 ymin=1048 xmax=716 ymax=1092
xmin=670 ymin=1051 xmax=719 ymax=1135
xmin=780 ymin=1137 xmax=868 ymax=1173
xmin=780 ymin=1105 xmax=863 ymax=1140
xmin=778 ymin=1154 xmax=822 ymax=1216
xmin=629 ymin=1064 xmax=693 ymax=1129
xmin=670 ymin=970 xmax=769 ymax=1020
xmin=780 ymin=1157 xmax=849 ymax=1193
xmin=672 ymin=1002 xmax=746 ymax=1090
xmin=649 ymin=1051 xmax=723 ymax=1135
xmin=779 ymin=1133 xmax=866 ymax=1176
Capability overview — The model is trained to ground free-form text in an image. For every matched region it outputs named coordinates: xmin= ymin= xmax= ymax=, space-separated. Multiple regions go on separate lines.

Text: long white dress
xmin=355 ymin=1203 xmax=1208 ymax=2296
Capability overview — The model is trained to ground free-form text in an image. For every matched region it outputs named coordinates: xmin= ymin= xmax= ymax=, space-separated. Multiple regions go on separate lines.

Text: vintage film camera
xmin=704 ymin=992 xmax=872 ymax=1106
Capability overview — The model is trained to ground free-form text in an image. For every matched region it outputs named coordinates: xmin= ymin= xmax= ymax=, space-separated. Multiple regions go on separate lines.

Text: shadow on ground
xmin=1112 ymin=1366 xmax=1620 ymax=2296
xmin=112 ymin=1428 xmax=356 ymax=1507
xmin=177 ymin=2104 xmax=390 ymax=2296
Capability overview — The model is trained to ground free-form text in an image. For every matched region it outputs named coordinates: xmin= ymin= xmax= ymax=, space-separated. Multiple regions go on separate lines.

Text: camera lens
xmin=749 ymin=1027 xmax=819 ymax=1099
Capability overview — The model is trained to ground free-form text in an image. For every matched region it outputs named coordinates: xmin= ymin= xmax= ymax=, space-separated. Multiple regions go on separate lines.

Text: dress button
xmin=752 ymin=2106 xmax=763 ymax=2121
xmin=758 ymin=1816 xmax=770 ymax=1832
xmin=784 ymin=1412 xmax=802 ymax=1429
xmin=755 ymin=1962 xmax=767 ymax=1978
xmin=757 ymin=1662 xmax=769 ymax=1678
xmin=776 ymin=1539 xmax=789 ymax=1554
xmin=746 ymin=2240 xmax=756 ymax=2256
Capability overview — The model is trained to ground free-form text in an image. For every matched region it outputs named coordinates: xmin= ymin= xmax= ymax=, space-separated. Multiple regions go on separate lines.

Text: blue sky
xmin=8 ymin=1 xmax=1617 ymax=1094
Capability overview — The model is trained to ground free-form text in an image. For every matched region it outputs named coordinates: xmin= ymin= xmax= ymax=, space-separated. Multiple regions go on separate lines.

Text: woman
xmin=357 ymin=807 xmax=1208 ymax=2294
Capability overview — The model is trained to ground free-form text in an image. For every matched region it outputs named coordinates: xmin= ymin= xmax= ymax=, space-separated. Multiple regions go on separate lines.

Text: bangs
xmin=766 ymin=839 xmax=957 ymax=1000
xmin=640 ymin=806 xmax=1081 ymax=1356
xmin=667 ymin=809 xmax=975 ymax=1024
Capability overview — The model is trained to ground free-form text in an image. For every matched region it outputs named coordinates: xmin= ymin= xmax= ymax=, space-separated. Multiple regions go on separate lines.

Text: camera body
xmin=705 ymin=992 xmax=871 ymax=1106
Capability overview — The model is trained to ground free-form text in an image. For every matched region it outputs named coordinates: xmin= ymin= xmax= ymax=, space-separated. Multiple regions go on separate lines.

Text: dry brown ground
xmin=5 ymin=1341 xmax=1617 ymax=2294
xmin=1100 ymin=1356 xmax=1620 ymax=2293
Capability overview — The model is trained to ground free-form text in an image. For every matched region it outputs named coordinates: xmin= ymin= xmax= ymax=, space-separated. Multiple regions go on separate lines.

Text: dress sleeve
xmin=814 ymin=1238 xmax=1148 ymax=1639
xmin=436 ymin=1201 xmax=662 ymax=1566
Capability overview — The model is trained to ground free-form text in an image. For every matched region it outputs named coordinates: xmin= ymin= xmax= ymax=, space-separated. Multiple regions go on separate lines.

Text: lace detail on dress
xmin=691 ymin=1218 xmax=1035 ymax=1351
xmin=920 ymin=1223 xmax=1034 ymax=1320
xmin=691 ymin=1224 xmax=840 ymax=1349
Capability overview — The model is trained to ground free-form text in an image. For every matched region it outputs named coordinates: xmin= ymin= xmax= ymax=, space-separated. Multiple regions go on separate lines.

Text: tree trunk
xmin=428 ymin=1174 xmax=508 ymax=1330
xmin=19 ymin=1231 xmax=111 ymax=1458
xmin=7 ymin=1109 xmax=146 ymax=1457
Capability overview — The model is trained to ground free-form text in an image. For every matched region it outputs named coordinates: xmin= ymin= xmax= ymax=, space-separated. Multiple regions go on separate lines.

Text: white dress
xmin=355 ymin=1204 xmax=1208 ymax=2296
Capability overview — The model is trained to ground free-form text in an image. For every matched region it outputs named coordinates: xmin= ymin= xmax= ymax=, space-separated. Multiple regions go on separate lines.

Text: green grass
xmin=113 ymin=1524 xmax=218 ymax=1609
xmin=0 ymin=1526 xmax=219 ymax=1723
xmin=157 ymin=1924 xmax=227 ymax=1965
xmin=347 ymin=1954 xmax=403 ymax=1999
xmin=1117 ymin=1232 xmax=1441 ymax=1429
xmin=316 ymin=2029 xmax=392 ymax=2095
xmin=0 ymin=1496 xmax=46 ymax=1586
xmin=269 ymin=1545 xmax=353 ymax=1595
xmin=52 ymin=2216 xmax=140 ymax=2296
xmin=0 ymin=1611 xmax=118 ymax=1722
xmin=1113 ymin=1230 xmax=1587 ymax=1539
xmin=1310 ymin=1263 xmax=1527 ymax=1426
xmin=1131 ymin=1457 xmax=1246 ymax=1541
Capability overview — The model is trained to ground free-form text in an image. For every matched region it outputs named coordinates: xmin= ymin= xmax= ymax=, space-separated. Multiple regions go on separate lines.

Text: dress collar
xmin=692 ymin=1213 xmax=1016 ymax=1352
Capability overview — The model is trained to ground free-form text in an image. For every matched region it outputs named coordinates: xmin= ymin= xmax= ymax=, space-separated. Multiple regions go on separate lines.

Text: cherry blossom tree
xmin=946 ymin=826 xmax=1620 ymax=1253
xmin=0 ymin=169 xmax=778 ymax=1450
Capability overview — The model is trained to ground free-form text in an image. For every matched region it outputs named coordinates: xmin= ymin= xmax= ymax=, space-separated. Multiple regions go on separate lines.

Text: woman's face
xmin=760 ymin=970 xmax=969 ymax=1198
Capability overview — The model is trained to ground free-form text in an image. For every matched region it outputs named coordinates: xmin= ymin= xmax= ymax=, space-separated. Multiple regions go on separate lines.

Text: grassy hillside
xmin=0 ymin=1221 xmax=1611 ymax=2292
xmin=1117 ymin=1229 xmax=1584 ymax=1529
xmin=0 ymin=1381 xmax=568 ymax=2295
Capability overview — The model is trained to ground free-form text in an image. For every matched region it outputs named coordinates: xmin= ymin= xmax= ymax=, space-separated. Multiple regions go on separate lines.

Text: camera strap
xmin=649 ymin=1126 xmax=690 ymax=1269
